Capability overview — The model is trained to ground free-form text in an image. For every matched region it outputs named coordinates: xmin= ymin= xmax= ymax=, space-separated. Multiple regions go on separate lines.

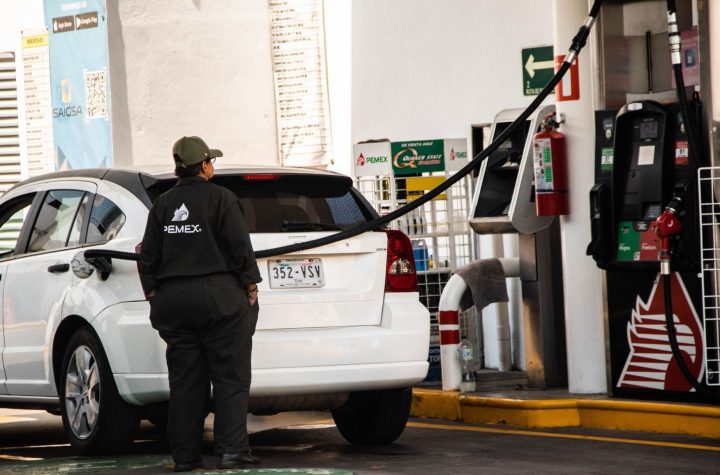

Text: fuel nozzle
xmin=655 ymin=182 xmax=689 ymax=275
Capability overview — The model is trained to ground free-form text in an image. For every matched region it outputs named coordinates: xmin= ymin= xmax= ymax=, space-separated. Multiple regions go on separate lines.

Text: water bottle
xmin=458 ymin=337 xmax=476 ymax=392
xmin=412 ymin=239 xmax=428 ymax=271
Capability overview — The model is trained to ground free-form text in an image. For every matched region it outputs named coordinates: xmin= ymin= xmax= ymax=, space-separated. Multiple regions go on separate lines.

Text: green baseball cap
xmin=172 ymin=136 xmax=223 ymax=167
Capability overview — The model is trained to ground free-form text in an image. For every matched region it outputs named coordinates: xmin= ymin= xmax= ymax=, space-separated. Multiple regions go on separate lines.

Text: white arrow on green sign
xmin=525 ymin=54 xmax=554 ymax=78
xmin=522 ymin=46 xmax=554 ymax=96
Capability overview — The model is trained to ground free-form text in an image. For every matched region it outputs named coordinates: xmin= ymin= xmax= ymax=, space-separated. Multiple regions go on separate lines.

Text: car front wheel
xmin=60 ymin=327 xmax=140 ymax=454
xmin=331 ymin=387 xmax=412 ymax=445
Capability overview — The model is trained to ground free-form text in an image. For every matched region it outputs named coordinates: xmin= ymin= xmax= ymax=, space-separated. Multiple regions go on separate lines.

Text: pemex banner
xmin=44 ymin=0 xmax=112 ymax=170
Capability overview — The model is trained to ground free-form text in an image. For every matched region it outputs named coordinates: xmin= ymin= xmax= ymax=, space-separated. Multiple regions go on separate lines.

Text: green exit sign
xmin=522 ymin=46 xmax=555 ymax=96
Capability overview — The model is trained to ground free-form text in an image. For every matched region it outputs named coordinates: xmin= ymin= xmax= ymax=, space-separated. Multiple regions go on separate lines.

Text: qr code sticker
xmin=84 ymin=69 xmax=108 ymax=119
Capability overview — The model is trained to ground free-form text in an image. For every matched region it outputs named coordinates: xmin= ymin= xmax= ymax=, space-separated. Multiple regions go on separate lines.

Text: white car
xmin=0 ymin=168 xmax=430 ymax=453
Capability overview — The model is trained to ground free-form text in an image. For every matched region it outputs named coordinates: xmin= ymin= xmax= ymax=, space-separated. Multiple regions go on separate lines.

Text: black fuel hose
xmin=667 ymin=0 xmax=701 ymax=169
xmin=84 ymin=249 xmax=140 ymax=261
xmin=662 ymin=274 xmax=718 ymax=399
xmin=84 ymin=0 xmax=604 ymax=262
xmin=661 ymin=0 xmax=719 ymax=399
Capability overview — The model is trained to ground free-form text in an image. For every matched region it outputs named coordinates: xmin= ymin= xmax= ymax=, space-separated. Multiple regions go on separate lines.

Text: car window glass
xmin=326 ymin=194 xmax=366 ymax=225
xmin=0 ymin=194 xmax=36 ymax=258
xmin=86 ymin=194 xmax=126 ymax=243
xmin=28 ymin=190 xmax=85 ymax=253
xmin=146 ymin=174 xmax=374 ymax=233
xmin=67 ymin=193 xmax=91 ymax=247
xmin=238 ymin=191 xmax=368 ymax=233
xmin=219 ymin=178 xmax=368 ymax=233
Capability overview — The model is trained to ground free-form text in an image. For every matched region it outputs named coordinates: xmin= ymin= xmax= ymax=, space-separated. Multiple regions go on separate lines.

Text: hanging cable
xmin=658 ymin=0 xmax=719 ymax=400
xmin=667 ymin=0 xmax=700 ymax=169
xmin=85 ymin=0 xmax=604 ymax=262
xmin=662 ymin=274 xmax=718 ymax=398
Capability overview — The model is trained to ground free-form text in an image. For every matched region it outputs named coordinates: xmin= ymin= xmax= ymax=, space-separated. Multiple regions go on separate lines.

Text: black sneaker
xmin=217 ymin=452 xmax=261 ymax=469
xmin=172 ymin=459 xmax=203 ymax=472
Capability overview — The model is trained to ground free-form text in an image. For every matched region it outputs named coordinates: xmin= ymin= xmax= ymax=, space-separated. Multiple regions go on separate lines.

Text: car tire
xmin=60 ymin=327 xmax=140 ymax=454
xmin=331 ymin=387 xmax=412 ymax=445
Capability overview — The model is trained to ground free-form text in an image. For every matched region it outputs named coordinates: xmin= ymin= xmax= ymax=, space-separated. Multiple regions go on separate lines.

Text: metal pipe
xmin=438 ymin=274 xmax=467 ymax=391
xmin=439 ymin=258 xmax=520 ymax=390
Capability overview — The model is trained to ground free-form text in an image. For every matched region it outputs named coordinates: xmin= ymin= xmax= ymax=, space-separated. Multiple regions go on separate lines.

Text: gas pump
xmin=470 ymin=105 xmax=567 ymax=389
xmin=587 ymin=99 xmax=718 ymax=402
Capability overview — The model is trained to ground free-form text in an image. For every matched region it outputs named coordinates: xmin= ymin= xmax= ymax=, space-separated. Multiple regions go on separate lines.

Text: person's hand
xmin=246 ymin=285 xmax=258 ymax=306
xmin=146 ymin=289 xmax=157 ymax=301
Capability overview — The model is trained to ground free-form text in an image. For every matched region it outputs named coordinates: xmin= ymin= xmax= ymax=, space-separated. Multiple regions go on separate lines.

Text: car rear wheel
xmin=331 ymin=387 xmax=412 ymax=445
xmin=60 ymin=327 xmax=140 ymax=454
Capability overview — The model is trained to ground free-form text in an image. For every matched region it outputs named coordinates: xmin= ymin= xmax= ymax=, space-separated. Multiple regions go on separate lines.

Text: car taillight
xmin=243 ymin=174 xmax=280 ymax=181
xmin=384 ymin=229 xmax=417 ymax=292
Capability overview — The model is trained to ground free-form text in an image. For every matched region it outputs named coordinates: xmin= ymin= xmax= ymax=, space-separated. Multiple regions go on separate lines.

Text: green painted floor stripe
xmin=0 ymin=455 xmax=352 ymax=475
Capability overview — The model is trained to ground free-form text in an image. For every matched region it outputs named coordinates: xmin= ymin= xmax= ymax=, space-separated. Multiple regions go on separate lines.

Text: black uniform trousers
xmin=151 ymin=273 xmax=258 ymax=464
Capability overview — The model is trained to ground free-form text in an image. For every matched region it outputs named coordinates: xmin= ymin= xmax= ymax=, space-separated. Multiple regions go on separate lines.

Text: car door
xmin=3 ymin=181 xmax=95 ymax=397
xmin=0 ymin=192 xmax=39 ymax=395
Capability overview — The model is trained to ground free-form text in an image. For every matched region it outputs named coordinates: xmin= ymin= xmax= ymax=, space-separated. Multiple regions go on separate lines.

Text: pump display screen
xmin=639 ymin=120 xmax=658 ymax=140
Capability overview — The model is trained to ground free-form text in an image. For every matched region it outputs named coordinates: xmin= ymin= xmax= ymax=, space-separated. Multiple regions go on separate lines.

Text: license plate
xmin=268 ymin=258 xmax=325 ymax=289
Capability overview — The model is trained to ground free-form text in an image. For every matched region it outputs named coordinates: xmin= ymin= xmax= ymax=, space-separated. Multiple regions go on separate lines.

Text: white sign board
xmin=443 ymin=138 xmax=469 ymax=172
xmin=353 ymin=142 xmax=392 ymax=177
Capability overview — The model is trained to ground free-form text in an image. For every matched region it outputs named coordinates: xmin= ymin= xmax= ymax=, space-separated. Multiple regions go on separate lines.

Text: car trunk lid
xmin=252 ymin=231 xmax=386 ymax=329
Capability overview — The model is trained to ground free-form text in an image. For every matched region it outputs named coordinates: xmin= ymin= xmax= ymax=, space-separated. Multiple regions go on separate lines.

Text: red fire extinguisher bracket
xmin=533 ymin=113 xmax=569 ymax=216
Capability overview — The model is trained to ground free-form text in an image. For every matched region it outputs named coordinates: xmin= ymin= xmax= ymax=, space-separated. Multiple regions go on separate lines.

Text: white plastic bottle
xmin=458 ymin=337 xmax=476 ymax=392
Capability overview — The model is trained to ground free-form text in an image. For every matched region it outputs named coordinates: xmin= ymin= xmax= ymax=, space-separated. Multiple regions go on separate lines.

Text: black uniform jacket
xmin=139 ymin=176 xmax=261 ymax=295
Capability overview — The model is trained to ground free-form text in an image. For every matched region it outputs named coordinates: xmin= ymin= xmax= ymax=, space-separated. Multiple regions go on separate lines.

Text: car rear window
xmin=146 ymin=173 xmax=377 ymax=233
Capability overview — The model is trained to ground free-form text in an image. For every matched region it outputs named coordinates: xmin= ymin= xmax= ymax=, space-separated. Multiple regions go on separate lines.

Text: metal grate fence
xmin=698 ymin=167 xmax=720 ymax=385
xmin=356 ymin=173 xmax=475 ymax=344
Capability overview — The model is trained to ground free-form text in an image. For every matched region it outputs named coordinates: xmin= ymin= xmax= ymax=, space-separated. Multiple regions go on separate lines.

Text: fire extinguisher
xmin=533 ymin=112 xmax=569 ymax=216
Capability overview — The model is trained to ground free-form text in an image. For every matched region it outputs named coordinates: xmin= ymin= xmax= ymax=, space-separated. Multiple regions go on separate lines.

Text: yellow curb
xmin=411 ymin=388 xmax=461 ymax=421
xmin=576 ymin=399 xmax=720 ymax=438
xmin=410 ymin=388 xmax=720 ymax=438
xmin=460 ymin=396 xmax=580 ymax=428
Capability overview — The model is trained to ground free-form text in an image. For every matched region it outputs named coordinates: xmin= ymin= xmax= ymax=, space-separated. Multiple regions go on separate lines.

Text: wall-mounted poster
xmin=44 ymin=0 xmax=112 ymax=170
xmin=21 ymin=29 xmax=55 ymax=177
xmin=269 ymin=0 xmax=332 ymax=167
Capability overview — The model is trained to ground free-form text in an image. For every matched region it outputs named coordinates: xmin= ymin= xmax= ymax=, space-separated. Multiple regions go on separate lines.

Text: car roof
xmin=6 ymin=169 xmax=158 ymax=207
xmin=150 ymin=166 xmax=347 ymax=180
xmin=10 ymin=166 xmax=347 ymax=186
xmin=7 ymin=167 xmax=352 ymax=208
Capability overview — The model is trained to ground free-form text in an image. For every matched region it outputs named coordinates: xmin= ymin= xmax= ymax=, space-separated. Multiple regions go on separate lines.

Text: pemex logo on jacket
xmin=172 ymin=203 xmax=189 ymax=222
xmin=164 ymin=203 xmax=202 ymax=234
xmin=618 ymin=273 xmax=705 ymax=392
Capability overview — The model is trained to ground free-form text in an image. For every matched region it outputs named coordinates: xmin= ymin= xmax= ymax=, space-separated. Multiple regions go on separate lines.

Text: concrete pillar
xmin=552 ymin=0 xmax=607 ymax=393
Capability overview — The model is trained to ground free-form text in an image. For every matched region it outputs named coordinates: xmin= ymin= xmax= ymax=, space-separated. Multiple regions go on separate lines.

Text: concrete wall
xmin=108 ymin=0 xmax=279 ymax=169
xmin=351 ymin=0 xmax=554 ymax=141
xmin=0 ymin=6 xmax=43 ymax=50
